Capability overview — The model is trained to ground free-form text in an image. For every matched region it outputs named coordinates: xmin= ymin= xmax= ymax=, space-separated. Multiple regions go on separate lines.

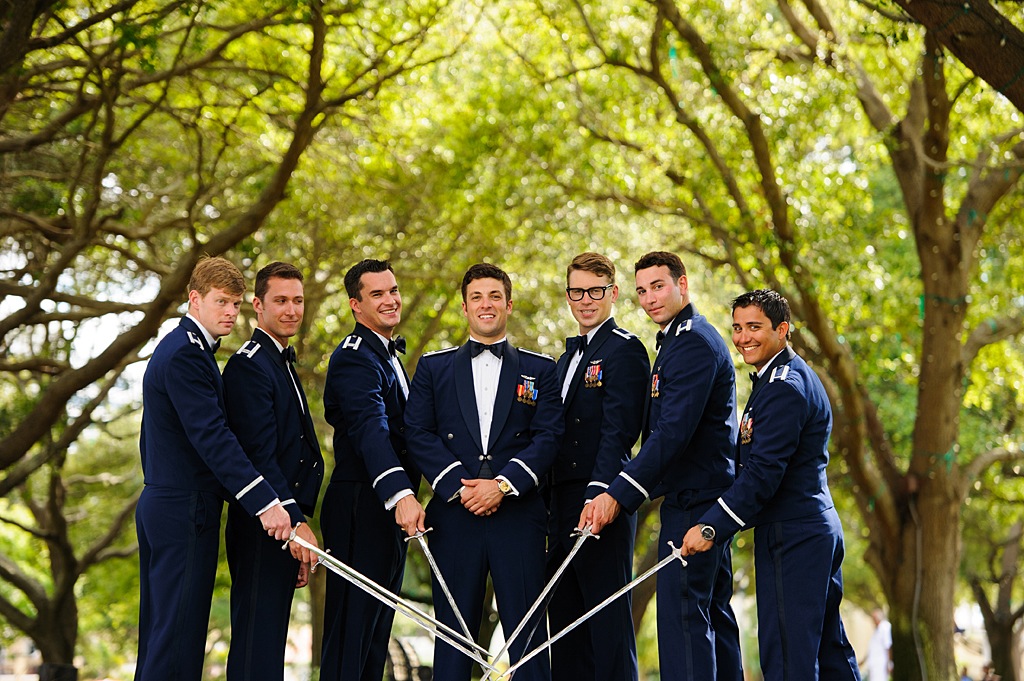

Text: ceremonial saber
xmin=285 ymin=533 xmax=495 ymax=671
xmin=498 ymin=541 xmax=688 ymax=680
xmin=480 ymin=525 xmax=597 ymax=681
xmin=405 ymin=528 xmax=475 ymax=643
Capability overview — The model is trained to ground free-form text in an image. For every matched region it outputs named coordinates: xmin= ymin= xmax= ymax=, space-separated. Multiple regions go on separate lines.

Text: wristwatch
xmin=699 ymin=523 xmax=716 ymax=542
xmin=497 ymin=479 xmax=513 ymax=495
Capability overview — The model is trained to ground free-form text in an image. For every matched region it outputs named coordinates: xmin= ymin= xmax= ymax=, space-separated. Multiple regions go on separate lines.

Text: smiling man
xmin=580 ymin=250 xmax=742 ymax=681
xmin=681 ymin=289 xmax=860 ymax=680
xmin=222 ymin=261 xmax=324 ymax=680
xmin=136 ymin=256 xmax=293 ymax=680
xmin=549 ymin=252 xmax=649 ymax=681
xmin=405 ymin=262 xmax=563 ymax=681
xmin=320 ymin=259 xmax=426 ymax=681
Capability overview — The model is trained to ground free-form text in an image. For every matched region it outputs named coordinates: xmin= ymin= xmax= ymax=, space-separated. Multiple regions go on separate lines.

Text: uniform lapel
xmin=564 ymin=320 xmax=615 ymax=408
xmin=488 ymin=343 xmax=518 ymax=445
xmin=355 ymin=323 xmax=406 ymax=407
xmin=743 ymin=345 xmax=797 ymax=412
xmin=455 ymin=344 xmax=484 ymax=454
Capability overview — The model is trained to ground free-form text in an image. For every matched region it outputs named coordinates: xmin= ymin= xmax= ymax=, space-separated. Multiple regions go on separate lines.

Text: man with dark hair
xmin=320 ymin=258 xmax=425 ymax=681
xmin=681 ymin=289 xmax=860 ymax=680
xmin=405 ymin=262 xmax=563 ymax=681
xmin=222 ymin=261 xmax=324 ymax=680
xmin=549 ymin=252 xmax=648 ymax=681
xmin=581 ymin=250 xmax=743 ymax=681
xmin=136 ymin=256 xmax=294 ymax=680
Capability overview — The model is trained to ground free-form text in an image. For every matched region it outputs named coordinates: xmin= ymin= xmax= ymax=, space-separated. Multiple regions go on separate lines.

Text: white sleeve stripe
xmin=281 ymin=499 xmax=296 ymax=506
xmin=236 ymin=475 xmax=266 ymax=500
xmin=718 ymin=498 xmax=745 ymax=526
xmin=432 ymin=462 xmax=461 ymax=490
xmin=510 ymin=458 xmax=539 ymax=485
xmin=619 ymin=472 xmax=648 ymax=498
xmin=372 ymin=467 xmax=405 ymax=488
xmin=587 ymin=481 xmax=609 ymax=489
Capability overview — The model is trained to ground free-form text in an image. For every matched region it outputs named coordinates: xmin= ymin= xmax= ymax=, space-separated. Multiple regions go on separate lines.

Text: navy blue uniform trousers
xmin=426 ymin=492 xmax=549 ymax=681
xmin=136 ymin=487 xmax=223 ymax=680
xmin=657 ymin=492 xmax=743 ymax=681
xmin=320 ymin=481 xmax=407 ymax=681
xmin=547 ymin=480 xmax=638 ymax=681
xmin=755 ymin=509 xmax=860 ymax=680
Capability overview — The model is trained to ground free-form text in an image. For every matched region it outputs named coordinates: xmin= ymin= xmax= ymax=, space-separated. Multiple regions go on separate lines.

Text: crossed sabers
xmin=284 ymin=525 xmax=687 ymax=679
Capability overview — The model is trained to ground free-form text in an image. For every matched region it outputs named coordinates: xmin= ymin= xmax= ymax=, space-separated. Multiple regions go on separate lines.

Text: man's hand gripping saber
xmin=498 ymin=541 xmax=688 ymax=680
xmin=480 ymin=525 xmax=598 ymax=681
xmin=284 ymin=530 xmax=496 ymax=673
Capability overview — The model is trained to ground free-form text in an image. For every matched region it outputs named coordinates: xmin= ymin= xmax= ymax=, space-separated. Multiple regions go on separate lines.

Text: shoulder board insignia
xmin=519 ymin=348 xmax=555 ymax=362
xmin=611 ymin=327 xmax=636 ymax=340
xmin=341 ymin=335 xmax=363 ymax=351
xmin=423 ymin=346 xmax=458 ymax=357
xmin=674 ymin=319 xmax=693 ymax=336
xmin=236 ymin=340 xmax=261 ymax=358
xmin=768 ymin=365 xmax=790 ymax=383
xmin=186 ymin=331 xmax=205 ymax=350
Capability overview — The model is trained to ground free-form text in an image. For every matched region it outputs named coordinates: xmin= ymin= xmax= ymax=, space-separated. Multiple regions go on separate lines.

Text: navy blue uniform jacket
xmin=405 ymin=343 xmax=563 ymax=499
xmin=140 ymin=316 xmax=278 ymax=515
xmin=554 ymin=319 xmax=650 ymax=499
xmin=607 ymin=305 xmax=737 ymax=512
xmin=324 ymin=323 xmax=419 ymax=500
xmin=700 ymin=346 xmax=835 ymax=539
xmin=222 ymin=327 xmax=324 ymax=525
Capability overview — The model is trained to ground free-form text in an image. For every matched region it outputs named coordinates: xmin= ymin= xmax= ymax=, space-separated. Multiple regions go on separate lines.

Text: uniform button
xmin=399 ymin=426 xmax=405 ymax=433
xmin=447 ymin=433 xmax=454 ymax=440
xmin=293 ymin=482 xmax=299 ymax=488
xmin=401 ymin=449 xmax=407 ymax=455
xmin=574 ymin=418 xmax=581 ymax=424
xmin=299 ymin=459 xmax=304 ymax=463
xmin=300 ymin=434 xmax=305 ymax=439
xmin=571 ymin=462 xmax=577 ymax=469
xmin=573 ymin=440 xmax=579 ymax=446
xmin=479 ymin=455 xmax=485 ymax=461
xmin=486 ymin=455 xmax=493 ymax=460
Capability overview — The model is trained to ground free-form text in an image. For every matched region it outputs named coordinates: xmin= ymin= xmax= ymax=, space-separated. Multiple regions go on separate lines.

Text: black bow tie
xmin=655 ymin=330 xmax=666 ymax=351
xmin=282 ymin=345 xmax=296 ymax=364
xmin=211 ymin=339 xmax=221 ymax=353
xmin=470 ymin=340 xmax=505 ymax=358
xmin=388 ymin=335 xmax=406 ymax=357
xmin=565 ymin=334 xmax=588 ymax=356
xmin=749 ymin=371 xmax=758 ymax=385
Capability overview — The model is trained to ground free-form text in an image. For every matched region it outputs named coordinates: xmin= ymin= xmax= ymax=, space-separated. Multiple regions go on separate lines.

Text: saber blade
xmin=498 ymin=541 xmax=687 ymax=680
xmin=481 ymin=525 xmax=597 ymax=681
xmin=287 ymin=534 xmax=495 ymax=670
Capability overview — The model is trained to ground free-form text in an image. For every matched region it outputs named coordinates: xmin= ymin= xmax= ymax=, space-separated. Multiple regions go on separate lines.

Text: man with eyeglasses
xmin=549 ymin=252 xmax=649 ymax=681
xmin=581 ymin=251 xmax=743 ymax=681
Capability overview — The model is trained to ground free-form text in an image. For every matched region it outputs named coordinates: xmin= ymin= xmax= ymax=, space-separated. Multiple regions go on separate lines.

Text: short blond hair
xmin=188 ymin=256 xmax=245 ymax=297
xmin=567 ymin=252 xmax=615 ymax=285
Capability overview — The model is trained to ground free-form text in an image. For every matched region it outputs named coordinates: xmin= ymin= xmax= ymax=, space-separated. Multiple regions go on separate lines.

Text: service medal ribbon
xmin=740 ymin=413 xmax=754 ymax=444
xmin=651 ymin=373 xmax=660 ymax=398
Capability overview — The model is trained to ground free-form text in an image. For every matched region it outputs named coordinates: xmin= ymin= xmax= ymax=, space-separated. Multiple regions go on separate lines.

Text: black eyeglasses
xmin=566 ymin=284 xmax=614 ymax=301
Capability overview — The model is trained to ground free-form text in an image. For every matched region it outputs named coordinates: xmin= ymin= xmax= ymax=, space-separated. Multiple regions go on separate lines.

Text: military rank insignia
xmin=740 ymin=412 xmax=754 ymax=444
xmin=584 ymin=361 xmax=603 ymax=388
xmin=650 ymin=372 xmax=660 ymax=398
xmin=517 ymin=375 xmax=538 ymax=406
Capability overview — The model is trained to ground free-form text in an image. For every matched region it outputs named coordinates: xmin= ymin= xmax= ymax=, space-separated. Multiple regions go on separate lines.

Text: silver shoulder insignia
xmin=423 ymin=346 xmax=458 ymax=357
xmin=236 ymin=340 xmax=261 ymax=358
xmin=520 ymin=348 xmax=555 ymax=362
xmin=612 ymin=327 xmax=636 ymax=340
xmin=768 ymin=365 xmax=790 ymax=383
xmin=341 ymin=335 xmax=363 ymax=351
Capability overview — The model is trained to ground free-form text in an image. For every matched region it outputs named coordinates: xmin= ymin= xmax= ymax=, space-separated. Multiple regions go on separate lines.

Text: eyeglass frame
xmin=565 ymin=283 xmax=615 ymax=301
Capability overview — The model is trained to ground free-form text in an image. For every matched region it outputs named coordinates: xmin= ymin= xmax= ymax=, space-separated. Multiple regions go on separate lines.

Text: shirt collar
xmin=254 ymin=326 xmax=286 ymax=353
xmin=757 ymin=346 xmax=789 ymax=378
xmin=185 ymin=313 xmax=217 ymax=350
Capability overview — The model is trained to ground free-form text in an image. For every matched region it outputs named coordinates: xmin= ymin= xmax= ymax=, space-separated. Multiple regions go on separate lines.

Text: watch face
xmin=701 ymin=525 xmax=715 ymax=541
xmin=498 ymin=480 xmax=511 ymax=494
